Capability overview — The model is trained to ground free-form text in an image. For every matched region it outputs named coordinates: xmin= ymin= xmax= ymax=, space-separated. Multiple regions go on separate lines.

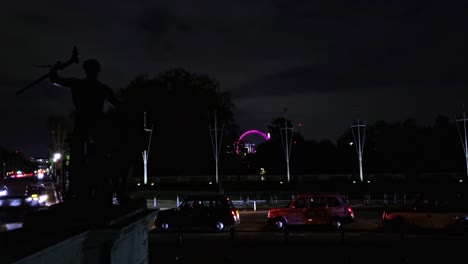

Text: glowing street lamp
xmin=53 ymin=153 xmax=62 ymax=163
xmin=209 ymin=111 xmax=224 ymax=194
xmin=280 ymin=108 xmax=293 ymax=183
xmin=351 ymin=118 xmax=366 ymax=182
xmin=143 ymin=112 xmax=154 ymax=185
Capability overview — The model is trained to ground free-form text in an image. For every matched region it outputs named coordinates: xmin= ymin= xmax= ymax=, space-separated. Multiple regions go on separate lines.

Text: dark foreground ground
xmin=148 ymin=231 xmax=467 ymax=264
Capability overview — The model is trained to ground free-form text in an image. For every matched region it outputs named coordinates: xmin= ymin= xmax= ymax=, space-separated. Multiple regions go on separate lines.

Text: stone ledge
xmin=0 ymin=197 xmax=157 ymax=264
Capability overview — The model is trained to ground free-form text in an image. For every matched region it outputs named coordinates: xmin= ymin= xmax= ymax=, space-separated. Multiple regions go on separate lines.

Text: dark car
xmin=154 ymin=194 xmax=240 ymax=232
xmin=382 ymin=191 xmax=468 ymax=231
xmin=267 ymin=192 xmax=355 ymax=231
xmin=25 ymin=184 xmax=48 ymax=206
xmin=0 ymin=195 xmax=38 ymax=226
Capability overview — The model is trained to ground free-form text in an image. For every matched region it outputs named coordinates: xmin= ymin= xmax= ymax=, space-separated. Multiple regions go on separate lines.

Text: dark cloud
xmin=1 ymin=0 xmax=468 ymax=157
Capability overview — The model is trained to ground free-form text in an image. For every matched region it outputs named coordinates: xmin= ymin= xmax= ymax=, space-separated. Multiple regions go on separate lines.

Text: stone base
xmin=22 ymin=196 xmax=148 ymax=231
xmin=1 ymin=196 xmax=158 ymax=264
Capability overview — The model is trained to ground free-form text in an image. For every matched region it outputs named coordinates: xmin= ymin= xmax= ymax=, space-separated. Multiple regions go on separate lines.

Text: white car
xmin=0 ymin=186 xmax=7 ymax=196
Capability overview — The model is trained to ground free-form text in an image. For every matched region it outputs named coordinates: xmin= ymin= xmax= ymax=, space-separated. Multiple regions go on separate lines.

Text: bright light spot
xmin=209 ymin=182 xmax=212 ymax=185
xmin=352 ymin=181 xmax=356 ymax=184
xmin=367 ymin=180 xmax=371 ymax=183
xmin=279 ymin=181 xmax=283 ymax=184
xmin=151 ymin=183 xmax=154 ymax=186
xmin=137 ymin=183 xmax=141 ymax=186
xmin=349 ymin=142 xmax=354 ymax=146
xmin=460 ymin=179 xmax=463 ymax=183
xmin=53 ymin=153 xmax=62 ymax=162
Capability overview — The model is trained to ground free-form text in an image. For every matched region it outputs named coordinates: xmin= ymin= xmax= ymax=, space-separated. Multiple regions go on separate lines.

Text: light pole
xmin=142 ymin=112 xmax=154 ymax=185
xmin=456 ymin=107 xmax=468 ymax=178
xmin=209 ymin=111 xmax=224 ymax=194
xmin=351 ymin=118 xmax=366 ymax=182
xmin=52 ymin=152 xmax=62 ymax=201
xmin=279 ymin=108 xmax=293 ymax=183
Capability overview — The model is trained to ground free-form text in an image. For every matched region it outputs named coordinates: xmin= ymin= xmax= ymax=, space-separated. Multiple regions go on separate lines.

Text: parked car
xmin=382 ymin=191 xmax=468 ymax=231
xmin=154 ymin=194 xmax=240 ymax=232
xmin=24 ymin=184 xmax=48 ymax=206
xmin=267 ymin=192 xmax=354 ymax=231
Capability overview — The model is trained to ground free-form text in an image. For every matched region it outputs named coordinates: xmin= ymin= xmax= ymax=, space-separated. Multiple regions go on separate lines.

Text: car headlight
xmin=39 ymin=195 xmax=48 ymax=203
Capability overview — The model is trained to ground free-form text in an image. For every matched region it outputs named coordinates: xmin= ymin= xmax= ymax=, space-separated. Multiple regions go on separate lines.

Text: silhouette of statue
xmin=49 ymin=59 xmax=120 ymax=208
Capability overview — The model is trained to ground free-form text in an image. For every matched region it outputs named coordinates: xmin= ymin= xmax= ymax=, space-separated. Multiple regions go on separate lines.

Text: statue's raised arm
xmin=16 ymin=46 xmax=79 ymax=95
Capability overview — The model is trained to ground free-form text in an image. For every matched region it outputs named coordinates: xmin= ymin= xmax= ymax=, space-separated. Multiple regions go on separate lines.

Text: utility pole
xmin=279 ymin=108 xmax=293 ymax=183
xmin=456 ymin=106 xmax=468 ymax=178
xmin=351 ymin=117 xmax=366 ymax=182
xmin=143 ymin=112 xmax=154 ymax=185
xmin=209 ymin=111 xmax=224 ymax=194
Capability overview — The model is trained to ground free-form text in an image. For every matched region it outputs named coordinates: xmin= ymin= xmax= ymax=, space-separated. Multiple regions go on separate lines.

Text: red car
xmin=267 ymin=192 xmax=354 ymax=230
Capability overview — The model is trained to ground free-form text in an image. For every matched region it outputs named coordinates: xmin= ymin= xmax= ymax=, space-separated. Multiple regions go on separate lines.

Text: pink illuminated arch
xmin=236 ymin=130 xmax=270 ymax=154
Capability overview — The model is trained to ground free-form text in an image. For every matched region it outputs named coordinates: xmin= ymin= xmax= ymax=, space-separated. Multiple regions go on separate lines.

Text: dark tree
xmin=113 ymin=68 xmax=239 ymax=179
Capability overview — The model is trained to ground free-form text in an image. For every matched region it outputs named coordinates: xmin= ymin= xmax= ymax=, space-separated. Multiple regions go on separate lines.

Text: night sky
xmin=1 ymin=1 xmax=468 ymax=158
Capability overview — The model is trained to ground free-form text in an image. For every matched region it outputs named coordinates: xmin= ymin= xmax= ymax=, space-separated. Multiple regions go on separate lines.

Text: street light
xmin=279 ymin=108 xmax=293 ymax=183
xmin=351 ymin=118 xmax=366 ymax=182
xmin=209 ymin=111 xmax=224 ymax=194
xmin=456 ymin=106 xmax=468 ymax=178
xmin=143 ymin=112 xmax=154 ymax=185
xmin=52 ymin=152 xmax=62 ymax=201
xmin=53 ymin=153 xmax=62 ymax=163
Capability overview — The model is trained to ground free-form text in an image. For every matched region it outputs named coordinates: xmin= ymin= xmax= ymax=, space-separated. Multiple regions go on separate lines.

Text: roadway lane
xmin=1 ymin=176 xmax=59 ymax=206
xmin=148 ymin=209 xmax=467 ymax=263
xmin=149 ymin=230 xmax=467 ymax=263
xmin=1 ymin=177 xmax=59 ymax=231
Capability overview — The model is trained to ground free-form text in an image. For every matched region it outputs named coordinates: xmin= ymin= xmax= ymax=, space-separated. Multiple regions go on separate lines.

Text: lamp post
xmin=143 ymin=112 xmax=154 ymax=185
xmin=52 ymin=152 xmax=62 ymax=201
xmin=279 ymin=108 xmax=293 ymax=183
xmin=209 ymin=111 xmax=224 ymax=194
xmin=351 ymin=118 xmax=366 ymax=182
xmin=456 ymin=107 xmax=468 ymax=178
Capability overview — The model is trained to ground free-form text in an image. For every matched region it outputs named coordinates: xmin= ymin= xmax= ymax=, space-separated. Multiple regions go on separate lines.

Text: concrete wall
xmin=11 ymin=209 xmax=158 ymax=264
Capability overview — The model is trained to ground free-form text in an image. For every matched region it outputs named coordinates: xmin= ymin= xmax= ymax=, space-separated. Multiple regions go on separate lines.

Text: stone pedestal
xmin=0 ymin=197 xmax=158 ymax=264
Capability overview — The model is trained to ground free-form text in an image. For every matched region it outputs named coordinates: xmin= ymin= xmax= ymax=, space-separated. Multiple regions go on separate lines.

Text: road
xmin=148 ymin=209 xmax=467 ymax=263
xmin=0 ymin=176 xmax=58 ymax=231
xmin=1 ymin=176 xmax=58 ymax=206
xmin=3 ymin=177 xmax=467 ymax=263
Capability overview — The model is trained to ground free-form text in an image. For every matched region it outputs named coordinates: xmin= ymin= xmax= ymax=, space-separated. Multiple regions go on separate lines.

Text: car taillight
xmin=231 ymin=210 xmax=239 ymax=220
xmin=347 ymin=206 xmax=354 ymax=216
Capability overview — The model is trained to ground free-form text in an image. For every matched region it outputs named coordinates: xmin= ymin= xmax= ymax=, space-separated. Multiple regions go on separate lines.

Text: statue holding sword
xmin=48 ymin=54 xmax=120 ymax=207
xmin=18 ymin=47 xmax=121 ymax=208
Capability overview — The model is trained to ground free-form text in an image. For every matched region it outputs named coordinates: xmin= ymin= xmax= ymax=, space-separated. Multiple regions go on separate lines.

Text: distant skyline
xmin=1 ymin=1 xmax=468 ymax=158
